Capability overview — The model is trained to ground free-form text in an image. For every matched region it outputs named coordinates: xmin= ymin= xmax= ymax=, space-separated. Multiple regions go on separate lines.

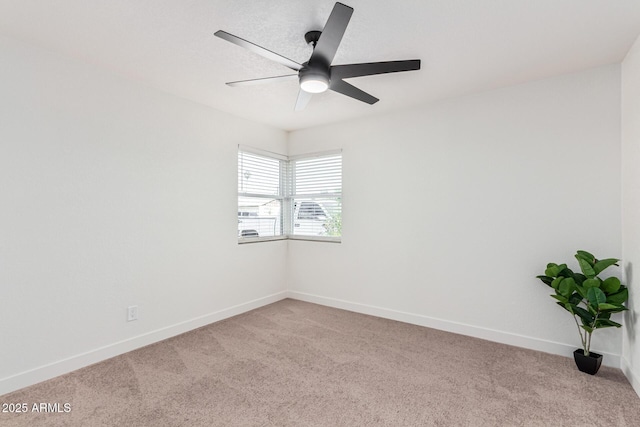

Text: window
xmin=290 ymin=152 xmax=342 ymax=239
xmin=237 ymin=148 xmax=286 ymax=240
xmin=237 ymin=146 xmax=342 ymax=242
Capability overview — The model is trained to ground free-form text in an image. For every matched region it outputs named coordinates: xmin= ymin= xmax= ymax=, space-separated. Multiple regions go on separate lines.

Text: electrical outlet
xmin=127 ymin=305 xmax=138 ymax=322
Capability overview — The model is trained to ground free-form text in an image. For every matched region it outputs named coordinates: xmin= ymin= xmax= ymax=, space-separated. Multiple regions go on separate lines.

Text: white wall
xmin=622 ymin=33 xmax=640 ymax=395
xmin=288 ymin=65 xmax=623 ymax=363
xmin=0 ymin=35 xmax=288 ymax=395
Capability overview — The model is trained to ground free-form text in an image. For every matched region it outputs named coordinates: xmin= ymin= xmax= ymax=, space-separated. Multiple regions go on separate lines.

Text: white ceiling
xmin=1 ymin=0 xmax=640 ymax=131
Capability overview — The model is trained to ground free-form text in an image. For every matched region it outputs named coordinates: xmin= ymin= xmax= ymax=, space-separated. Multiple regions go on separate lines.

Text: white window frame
xmin=238 ymin=145 xmax=287 ymax=243
xmin=238 ymin=145 xmax=342 ymax=244
xmin=288 ymin=149 xmax=342 ymax=243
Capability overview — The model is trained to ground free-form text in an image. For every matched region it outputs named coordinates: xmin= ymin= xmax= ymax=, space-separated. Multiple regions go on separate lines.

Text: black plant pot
xmin=573 ymin=349 xmax=603 ymax=375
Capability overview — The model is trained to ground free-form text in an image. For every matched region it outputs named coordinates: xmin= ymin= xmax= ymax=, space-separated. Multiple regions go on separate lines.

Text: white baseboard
xmin=0 ymin=291 xmax=288 ymax=396
xmin=287 ymin=291 xmax=621 ymax=368
xmin=621 ymin=357 xmax=640 ymax=398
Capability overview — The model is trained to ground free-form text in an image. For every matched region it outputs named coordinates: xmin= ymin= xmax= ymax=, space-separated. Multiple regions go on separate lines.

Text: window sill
xmin=237 ymin=236 xmax=287 ymax=244
xmin=287 ymin=235 xmax=341 ymax=243
xmin=238 ymin=235 xmax=341 ymax=244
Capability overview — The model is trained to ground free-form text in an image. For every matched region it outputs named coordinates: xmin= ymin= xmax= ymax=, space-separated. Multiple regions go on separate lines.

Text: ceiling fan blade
xmin=215 ymin=30 xmax=303 ymax=71
xmin=331 ymin=60 xmax=421 ymax=79
xmin=309 ymin=2 xmax=353 ymax=67
xmin=329 ymin=79 xmax=378 ymax=104
xmin=295 ymin=89 xmax=313 ymax=111
xmin=226 ymin=74 xmax=298 ymax=87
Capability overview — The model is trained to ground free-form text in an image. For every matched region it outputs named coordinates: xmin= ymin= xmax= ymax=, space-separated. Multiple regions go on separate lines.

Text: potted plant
xmin=536 ymin=250 xmax=628 ymax=374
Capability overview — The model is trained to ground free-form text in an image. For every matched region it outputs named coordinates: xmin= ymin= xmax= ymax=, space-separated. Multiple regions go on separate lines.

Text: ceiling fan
xmin=215 ymin=2 xmax=421 ymax=111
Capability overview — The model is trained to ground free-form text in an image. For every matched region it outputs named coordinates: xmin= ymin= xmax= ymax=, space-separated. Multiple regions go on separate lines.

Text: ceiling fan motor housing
xmin=299 ymin=63 xmax=330 ymax=93
xmin=299 ymin=31 xmax=330 ymax=93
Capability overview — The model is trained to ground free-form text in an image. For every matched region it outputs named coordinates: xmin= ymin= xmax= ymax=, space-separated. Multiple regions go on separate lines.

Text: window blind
xmin=238 ymin=150 xmax=282 ymax=196
xmin=237 ymin=149 xmax=284 ymax=239
xmin=290 ymin=153 xmax=342 ymax=238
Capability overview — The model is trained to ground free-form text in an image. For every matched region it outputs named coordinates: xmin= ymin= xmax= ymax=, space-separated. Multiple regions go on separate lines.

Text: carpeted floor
xmin=2 ymin=299 xmax=639 ymax=426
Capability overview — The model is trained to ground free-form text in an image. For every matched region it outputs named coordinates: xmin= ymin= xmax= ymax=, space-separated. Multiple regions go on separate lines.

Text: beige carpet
xmin=2 ymin=299 xmax=639 ymax=426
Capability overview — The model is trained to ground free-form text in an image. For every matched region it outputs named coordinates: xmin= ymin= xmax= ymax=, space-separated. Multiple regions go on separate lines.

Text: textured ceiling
xmin=1 ymin=0 xmax=640 ymax=131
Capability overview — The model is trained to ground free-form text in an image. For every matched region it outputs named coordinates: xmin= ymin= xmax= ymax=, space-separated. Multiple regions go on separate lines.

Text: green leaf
xmin=546 ymin=263 xmax=569 ymax=277
xmin=601 ymin=277 xmax=621 ymax=294
xmin=577 ymin=258 xmax=596 ymax=278
xmin=602 ymin=303 xmax=627 ymax=313
xmin=607 ymin=288 xmax=629 ymax=305
xmin=559 ymin=277 xmax=575 ymax=297
xmin=582 ymin=278 xmax=601 ymax=289
xmin=572 ymin=306 xmax=594 ymax=324
xmin=594 ymin=319 xmax=622 ymax=328
xmin=551 ymin=294 xmax=568 ymax=304
xmin=598 ymin=303 xmax=623 ymax=311
xmin=576 ymin=250 xmax=595 ymax=263
xmin=573 ymin=273 xmax=586 ymax=285
xmin=559 ymin=302 xmax=574 ymax=312
xmin=587 ymin=287 xmax=606 ymax=307
xmin=574 ymin=284 xmax=587 ymax=299
xmin=559 ymin=267 xmax=574 ymax=278
xmin=593 ymin=258 xmax=619 ymax=275
xmin=569 ymin=293 xmax=583 ymax=305
xmin=545 ymin=263 xmax=560 ymax=277
xmin=536 ymin=275 xmax=554 ymax=287
xmin=551 ymin=277 xmax=563 ymax=290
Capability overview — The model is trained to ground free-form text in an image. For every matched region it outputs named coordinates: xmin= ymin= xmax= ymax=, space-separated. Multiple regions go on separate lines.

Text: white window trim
xmin=238 ymin=145 xmax=342 ymax=244
xmin=288 ymin=148 xmax=343 ymax=160
xmin=238 ymin=144 xmax=288 ymax=161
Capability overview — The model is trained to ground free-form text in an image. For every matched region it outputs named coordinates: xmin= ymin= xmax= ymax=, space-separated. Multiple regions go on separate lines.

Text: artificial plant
xmin=536 ymin=250 xmax=628 ymax=356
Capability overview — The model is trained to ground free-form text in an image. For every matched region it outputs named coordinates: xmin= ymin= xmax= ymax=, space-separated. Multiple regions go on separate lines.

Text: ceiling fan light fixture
xmin=299 ymin=72 xmax=329 ymax=93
